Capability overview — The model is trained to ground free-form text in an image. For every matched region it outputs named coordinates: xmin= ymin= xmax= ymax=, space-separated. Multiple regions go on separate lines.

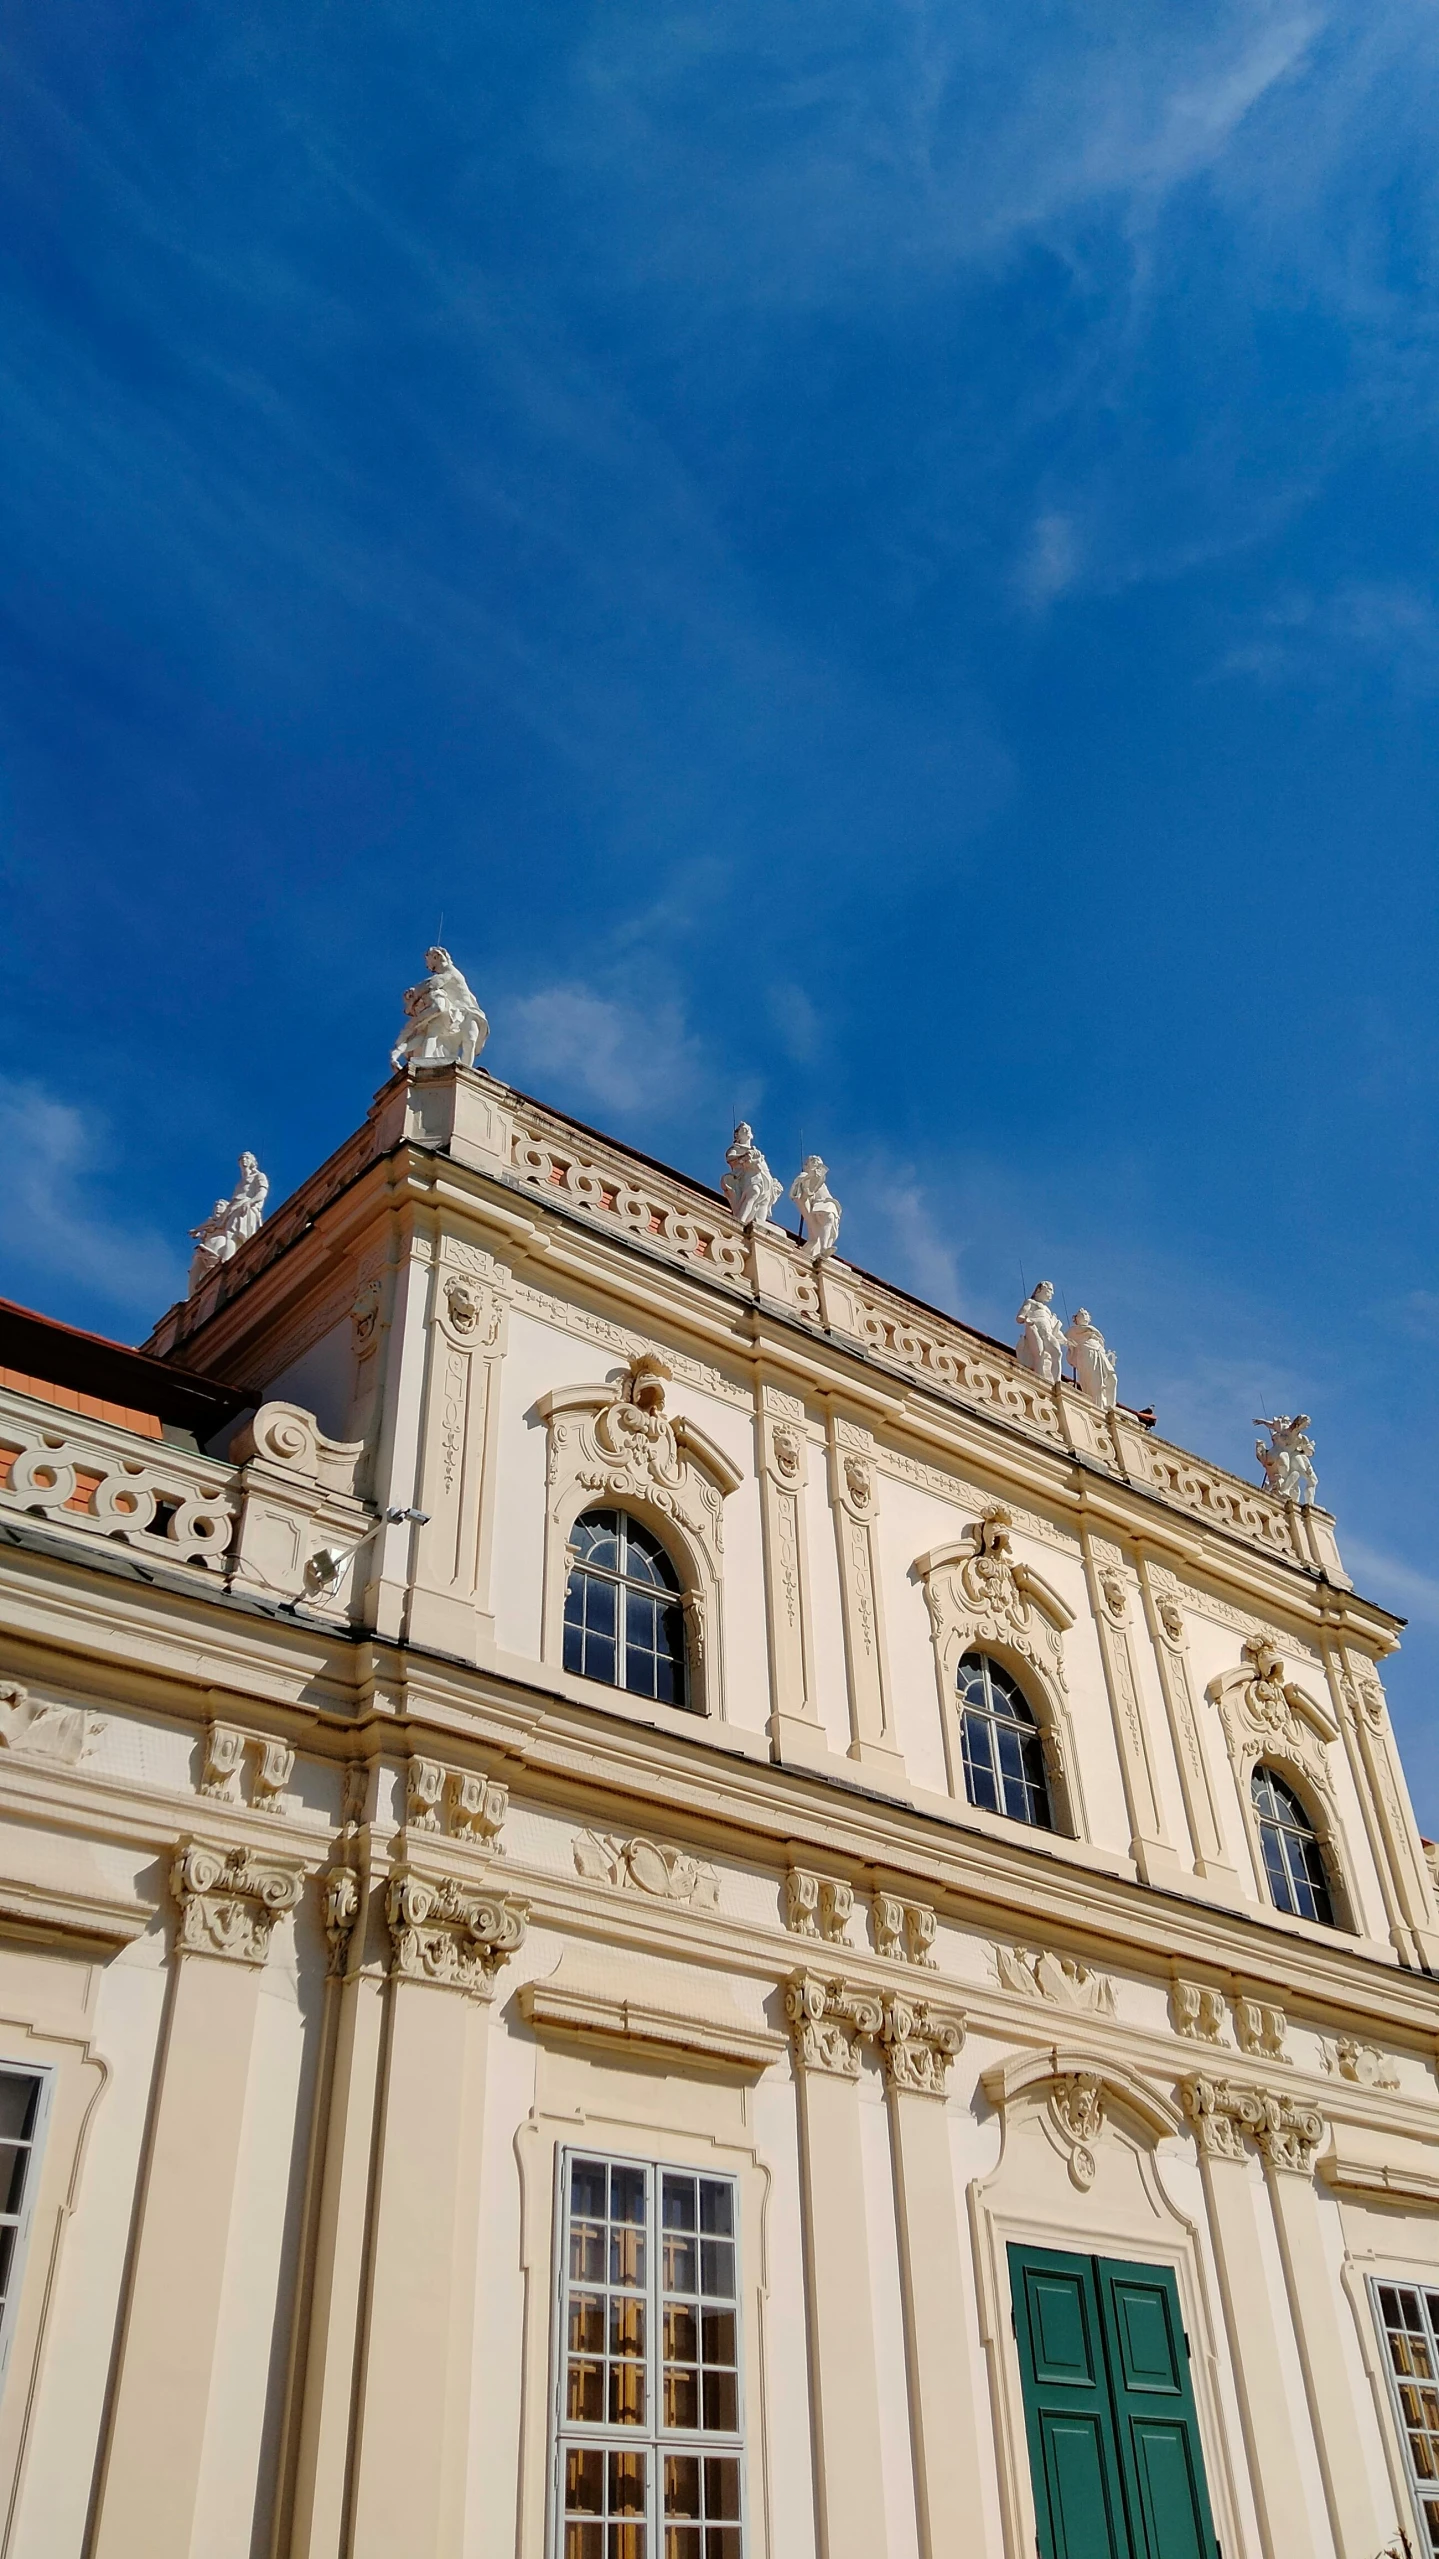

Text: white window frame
xmin=1370 ymin=2272 xmax=1439 ymax=2552
xmin=0 ymin=2065 xmax=52 ymax=2397
xmin=549 ymin=2144 xmax=750 ymax=2559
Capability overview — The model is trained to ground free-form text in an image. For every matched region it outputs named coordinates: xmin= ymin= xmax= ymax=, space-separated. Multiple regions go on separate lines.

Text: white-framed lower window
xmin=1372 ymin=2275 xmax=1439 ymax=2551
xmin=552 ymin=2149 xmax=746 ymax=2559
xmin=0 ymin=2068 xmax=50 ymax=2393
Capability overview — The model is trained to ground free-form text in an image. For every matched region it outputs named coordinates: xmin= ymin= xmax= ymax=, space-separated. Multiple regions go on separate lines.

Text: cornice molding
xmin=516 ymin=1972 xmax=783 ymax=2075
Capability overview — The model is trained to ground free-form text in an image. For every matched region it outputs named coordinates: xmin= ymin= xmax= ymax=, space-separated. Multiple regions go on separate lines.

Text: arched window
xmin=563 ymin=1508 xmax=690 ymax=1707
xmin=1252 ymin=1766 xmax=1335 ymax=1925
xmin=958 ymin=1651 xmax=1052 ymax=1829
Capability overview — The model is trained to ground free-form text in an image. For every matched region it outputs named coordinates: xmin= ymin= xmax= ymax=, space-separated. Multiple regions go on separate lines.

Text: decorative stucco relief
xmin=878 ymin=1448 xmax=1076 ymax=1551
xmin=0 ymin=1680 xmax=103 ymax=1766
xmin=1180 ymin=2075 xmax=1326 ymax=2175
xmin=513 ymin=1282 xmax=751 ymax=1406
xmin=385 ymin=1866 xmax=527 ymax=1997
xmin=993 ymin=1943 xmax=1117 ymax=2015
xmin=573 ymin=1831 xmax=720 ymax=1910
xmin=1048 ymin=2072 xmax=1107 ymax=2189
xmin=170 ymin=1839 xmax=304 ymax=1964
xmin=1319 ymin=2036 xmax=1399 ymax=2090
xmin=1233 ymin=1995 xmax=1289 ymax=2064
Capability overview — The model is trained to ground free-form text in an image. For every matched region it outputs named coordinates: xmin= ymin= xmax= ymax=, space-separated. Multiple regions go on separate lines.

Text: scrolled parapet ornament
xmin=785 ymin=1970 xmax=882 ymax=2076
xmin=1180 ymin=2075 xmax=1326 ymax=2175
xmin=170 ymin=1838 xmax=304 ymax=1964
xmin=878 ymin=1992 xmax=963 ymax=2097
xmin=385 ymin=1865 xmax=528 ymax=1997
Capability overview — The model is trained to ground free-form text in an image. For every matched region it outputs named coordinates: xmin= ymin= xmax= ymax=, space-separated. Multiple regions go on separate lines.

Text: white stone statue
xmin=1066 ymin=1307 xmax=1118 ymax=1411
xmin=391 ymin=946 xmax=489 ymax=1074
xmin=188 ymin=1153 xmax=270 ymax=1295
xmin=1015 ymin=1280 xmax=1066 ymax=1384
xmin=721 ymin=1123 xmax=783 ymax=1228
xmin=789 ymin=1156 xmax=842 ymax=1263
xmin=1255 ymin=1414 xmax=1318 ymax=1506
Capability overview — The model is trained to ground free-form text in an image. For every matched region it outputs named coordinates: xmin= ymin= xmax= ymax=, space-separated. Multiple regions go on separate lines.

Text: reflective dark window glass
xmin=563 ymin=1511 xmax=690 ymax=1709
xmin=1374 ymin=2281 xmax=1439 ymax=2549
xmin=1252 ymin=1766 xmax=1335 ymax=1926
xmin=957 ymin=1653 xmax=1052 ymax=1829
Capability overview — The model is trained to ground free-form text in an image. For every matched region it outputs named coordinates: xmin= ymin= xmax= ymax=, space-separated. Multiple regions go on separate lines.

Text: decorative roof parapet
xmin=143 ymin=1070 xmax=1349 ymax=1585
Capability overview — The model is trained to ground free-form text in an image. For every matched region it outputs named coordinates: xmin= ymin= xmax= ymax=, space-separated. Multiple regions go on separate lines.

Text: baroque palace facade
xmin=0 ymin=967 xmax=1437 ymax=2559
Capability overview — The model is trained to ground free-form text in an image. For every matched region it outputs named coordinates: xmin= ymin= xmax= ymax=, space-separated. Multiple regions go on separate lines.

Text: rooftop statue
xmin=1066 ymin=1307 xmax=1118 ymax=1412
xmin=789 ymin=1155 xmax=842 ymax=1263
xmin=1015 ymin=1280 xmax=1065 ymax=1384
xmin=188 ymin=1152 xmax=269 ymax=1296
xmin=721 ymin=1123 xmax=783 ymax=1229
xmin=1255 ymin=1413 xmax=1318 ymax=1507
xmin=391 ymin=946 xmax=489 ymax=1074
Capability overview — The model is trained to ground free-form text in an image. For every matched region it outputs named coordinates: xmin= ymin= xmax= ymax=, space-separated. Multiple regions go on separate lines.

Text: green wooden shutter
xmin=1009 ymin=2245 xmax=1219 ymax=2559
xmin=1010 ymin=2246 xmax=1128 ymax=2558
xmin=1096 ymin=2259 xmax=1218 ymax=2559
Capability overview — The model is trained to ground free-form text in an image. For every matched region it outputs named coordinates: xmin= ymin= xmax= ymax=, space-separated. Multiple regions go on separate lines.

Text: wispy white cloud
xmin=1342 ymin=1537 xmax=1439 ymax=1630
xmin=501 ymin=983 xmax=708 ymax=1122
xmin=847 ymin=1164 xmax=966 ymax=1312
xmin=0 ymin=1078 xmax=185 ymax=1323
xmin=1220 ymin=580 xmax=1439 ymax=691
xmin=1016 ymin=511 xmax=1082 ymax=611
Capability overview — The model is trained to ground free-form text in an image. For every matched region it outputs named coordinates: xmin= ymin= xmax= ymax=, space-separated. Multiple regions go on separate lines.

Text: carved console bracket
xmin=202 ymin=1722 xmax=296 ymax=1810
xmin=784 ymin=1867 xmax=853 ymax=1943
xmin=404 ymin=1756 xmax=509 ymax=1847
xmin=873 ymin=1890 xmax=937 ymax=1966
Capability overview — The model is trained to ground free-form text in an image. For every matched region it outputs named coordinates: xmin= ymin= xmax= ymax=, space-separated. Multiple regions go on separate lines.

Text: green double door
xmin=1009 ymin=2245 xmax=1219 ymax=2559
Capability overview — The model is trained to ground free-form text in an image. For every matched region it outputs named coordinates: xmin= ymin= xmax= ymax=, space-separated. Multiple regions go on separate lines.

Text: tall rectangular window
xmin=1373 ymin=2279 xmax=1439 ymax=2551
xmin=0 ymin=2070 xmax=48 ymax=2391
xmin=554 ymin=2151 xmax=745 ymax=2559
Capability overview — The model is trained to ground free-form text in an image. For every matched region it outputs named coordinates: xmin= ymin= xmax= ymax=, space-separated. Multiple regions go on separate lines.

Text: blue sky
xmin=5 ymin=1 xmax=1439 ymax=1811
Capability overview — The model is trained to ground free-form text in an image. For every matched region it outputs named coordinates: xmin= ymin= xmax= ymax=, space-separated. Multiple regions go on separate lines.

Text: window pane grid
xmin=957 ymin=1653 xmax=1052 ymax=1829
xmin=1375 ymin=2282 xmax=1439 ymax=2551
xmin=564 ymin=1512 xmax=690 ymax=1710
xmin=1253 ymin=1767 xmax=1335 ymax=1926
xmin=559 ymin=2155 xmax=744 ymax=2559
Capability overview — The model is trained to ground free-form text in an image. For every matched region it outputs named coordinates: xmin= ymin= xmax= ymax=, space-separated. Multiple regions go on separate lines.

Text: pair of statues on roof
xmin=722 ymin=1126 xmax=840 ymax=1264
xmin=1015 ymin=1282 xmax=1119 ymax=1411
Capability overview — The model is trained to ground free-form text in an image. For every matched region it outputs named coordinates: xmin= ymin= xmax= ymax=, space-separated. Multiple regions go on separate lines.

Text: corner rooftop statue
xmin=6 ymin=936 xmax=1436 ymax=2559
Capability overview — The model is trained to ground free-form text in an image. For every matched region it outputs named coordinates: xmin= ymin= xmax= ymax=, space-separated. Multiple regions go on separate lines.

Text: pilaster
xmin=1137 ymin=1555 xmax=1243 ymax=1898
xmin=784 ymin=1971 xmax=891 ymax=2559
xmin=1324 ymin=1640 xmax=1439 ymax=1970
xmin=404 ymin=1247 xmax=512 ymax=1662
xmin=346 ymin=1859 xmax=527 ymax=2559
xmin=1081 ymin=1534 xmax=1183 ymax=1885
xmin=1179 ymin=2077 xmax=1324 ymax=2559
xmin=823 ymin=1414 xmax=907 ymax=1790
xmin=755 ymin=1381 xmax=825 ymax=1768
xmin=91 ymin=1840 xmax=305 ymax=2559
xmin=877 ymin=1998 xmax=983 ymax=2559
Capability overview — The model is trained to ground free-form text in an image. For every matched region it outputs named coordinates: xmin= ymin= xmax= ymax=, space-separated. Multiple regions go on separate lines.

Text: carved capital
xmin=1180 ymin=2074 xmax=1325 ymax=2175
xmin=785 ymin=1970 xmax=882 ymax=2076
xmin=385 ymin=1864 xmax=528 ymax=1997
xmin=170 ymin=1838 xmax=304 ymax=1964
xmin=321 ymin=1864 xmax=361 ymax=1976
xmin=878 ymin=1992 xmax=963 ymax=2097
